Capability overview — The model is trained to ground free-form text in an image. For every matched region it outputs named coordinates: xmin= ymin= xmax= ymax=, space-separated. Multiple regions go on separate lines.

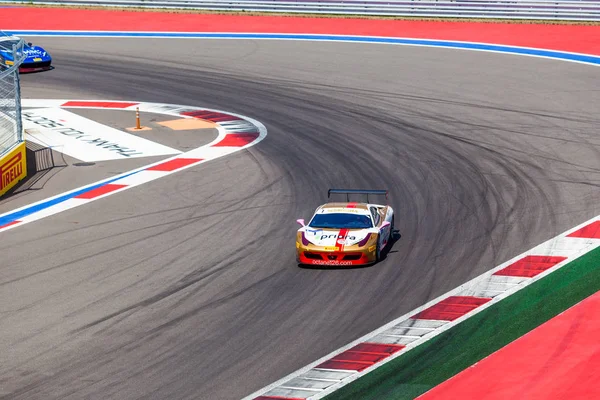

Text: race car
xmin=296 ymin=189 xmax=395 ymax=267
xmin=0 ymin=35 xmax=52 ymax=73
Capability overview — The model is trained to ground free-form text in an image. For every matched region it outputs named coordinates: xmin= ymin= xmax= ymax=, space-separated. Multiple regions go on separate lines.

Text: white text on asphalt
xmin=22 ymin=112 xmax=143 ymax=157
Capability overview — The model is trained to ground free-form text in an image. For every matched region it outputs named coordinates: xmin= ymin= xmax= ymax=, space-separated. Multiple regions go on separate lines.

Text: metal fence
xmin=0 ymin=32 xmax=25 ymax=157
xmin=3 ymin=0 xmax=600 ymax=20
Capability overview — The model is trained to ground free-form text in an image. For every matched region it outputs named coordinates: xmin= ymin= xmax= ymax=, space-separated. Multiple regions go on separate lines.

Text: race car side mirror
xmin=27 ymin=42 xmax=32 ymax=46
xmin=296 ymin=219 xmax=305 ymax=226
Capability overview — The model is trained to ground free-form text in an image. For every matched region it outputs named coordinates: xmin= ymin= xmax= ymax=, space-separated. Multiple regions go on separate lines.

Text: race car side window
xmin=370 ymin=207 xmax=380 ymax=226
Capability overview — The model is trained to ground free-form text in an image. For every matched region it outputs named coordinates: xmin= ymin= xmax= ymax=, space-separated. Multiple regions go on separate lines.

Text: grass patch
xmin=324 ymin=245 xmax=600 ymax=400
xmin=3 ymin=2 xmax=600 ymax=25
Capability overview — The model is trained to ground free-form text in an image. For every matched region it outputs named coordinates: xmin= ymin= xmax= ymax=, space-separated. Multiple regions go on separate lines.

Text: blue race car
xmin=0 ymin=35 xmax=52 ymax=73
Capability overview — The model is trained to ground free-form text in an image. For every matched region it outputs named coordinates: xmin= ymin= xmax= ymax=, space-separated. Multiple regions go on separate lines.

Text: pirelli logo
xmin=0 ymin=143 xmax=27 ymax=197
xmin=1 ymin=152 xmax=22 ymax=189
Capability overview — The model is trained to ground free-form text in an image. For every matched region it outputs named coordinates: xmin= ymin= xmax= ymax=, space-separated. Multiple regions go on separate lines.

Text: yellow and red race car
xmin=296 ymin=189 xmax=395 ymax=267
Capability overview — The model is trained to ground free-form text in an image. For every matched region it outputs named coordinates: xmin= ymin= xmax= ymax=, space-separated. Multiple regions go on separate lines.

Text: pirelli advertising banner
xmin=0 ymin=142 xmax=27 ymax=197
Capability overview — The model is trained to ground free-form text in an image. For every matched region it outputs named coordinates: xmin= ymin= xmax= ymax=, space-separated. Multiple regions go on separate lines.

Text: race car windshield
xmin=309 ymin=213 xmax=373 ymax=229
xmin=0 ymin=39 xmax=20 ymax=51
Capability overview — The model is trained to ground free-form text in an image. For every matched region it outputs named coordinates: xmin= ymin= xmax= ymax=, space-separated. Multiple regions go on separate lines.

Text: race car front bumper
xmin=19 ymin=60 xmax=52 ymax=73
xmin=19 ymin=66 xmax=52 ymax=73
xmin=297 ymin=250 xmax=375 ymax=266
xmin=296 ymin=230 xmax=379 ymax=266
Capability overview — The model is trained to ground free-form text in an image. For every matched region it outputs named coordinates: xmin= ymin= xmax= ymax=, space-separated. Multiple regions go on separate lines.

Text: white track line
xmin=0 ymin=99 xmax=267 ymax=233
xmin=244 ymin=215 xmax=600 ymax=399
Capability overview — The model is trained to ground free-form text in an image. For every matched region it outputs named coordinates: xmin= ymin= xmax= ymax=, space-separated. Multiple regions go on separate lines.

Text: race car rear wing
xmin=327 ymin=189 xmax=389 ymax=203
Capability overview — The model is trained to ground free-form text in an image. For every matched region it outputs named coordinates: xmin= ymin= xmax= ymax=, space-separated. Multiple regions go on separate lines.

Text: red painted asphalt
xmin=568 ymin=220 xmax=600 ymax=239
xmin=2 ymin=7 xmax=600 ymax=55
xmin=493 ymin=255 xmax=568 ymax=278
xmin=412 ymin=296 xmax=491 ymax=321
xmin=146 ymin=158 xmax=204 ymax=172
xmin=61 ymin=100 xmax=139 ymax=108
xmin=74 ymin=183 xmax=127 ymax=199
xmin=418 ymin=290 xmax=600 ymax=400
xmin=316 ymin=343 xmax=405 ymax=372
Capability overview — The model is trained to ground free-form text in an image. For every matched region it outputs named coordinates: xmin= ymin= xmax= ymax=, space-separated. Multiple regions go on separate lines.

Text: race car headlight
xmin=357 ymin=233 xmax=372 ymax=247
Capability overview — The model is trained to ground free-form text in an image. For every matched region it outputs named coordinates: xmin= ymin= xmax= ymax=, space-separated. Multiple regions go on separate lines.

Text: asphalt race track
xmin=1 ymin=37 xmax=599 ymax=400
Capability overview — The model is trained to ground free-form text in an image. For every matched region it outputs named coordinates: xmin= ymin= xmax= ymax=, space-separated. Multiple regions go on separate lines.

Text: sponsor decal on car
xmin=321 ymin=208 xmax=362 ymax=214
xmin=318 ymin=233 xmax=357 ymax=241
xmin=310 ymin=259 xmax=354 ymax=266
xmin=24 ymin=48 xmax=44 ymax=56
